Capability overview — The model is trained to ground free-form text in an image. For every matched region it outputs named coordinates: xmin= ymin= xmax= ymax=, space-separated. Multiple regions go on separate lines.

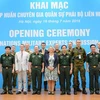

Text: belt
xmin=3 ymin=67 xmax=12 ymax=69
xmin=32 ymin=66 xmax=41 ymax=68
xmin=61 ymin=66 xmax=69 ymax=68
xmin=93 ymin=66 xmax=97 ymax=68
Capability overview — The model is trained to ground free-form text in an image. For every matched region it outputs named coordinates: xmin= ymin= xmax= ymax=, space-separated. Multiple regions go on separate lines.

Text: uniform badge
xmin=3 ymin=57 xmax=5 ymax=59
xmin=9 ymin=57 xmax=12 ymax=60
xmin=60 ymin=56 xmax=63 ymax=59
xmin=89 ymin=55 xmax=92 ymax=58
xmin=38 ymin=55 xmax=41 ymax=58
xmin=96 ymin=55 xmax=98 ymax=58
xmin=32 ymin=55 xmax=35 ymax=58
xmin=66 ymin=55 xmax=69 ymax=58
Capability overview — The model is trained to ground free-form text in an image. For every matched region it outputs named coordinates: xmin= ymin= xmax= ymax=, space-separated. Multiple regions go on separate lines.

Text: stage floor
xmin=0 ymin=89 xmax=100 ymax=100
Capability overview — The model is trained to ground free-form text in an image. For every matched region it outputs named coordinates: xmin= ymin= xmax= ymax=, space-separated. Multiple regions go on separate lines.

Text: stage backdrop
xmin=0 ymin=0 xmax=100 ymax=89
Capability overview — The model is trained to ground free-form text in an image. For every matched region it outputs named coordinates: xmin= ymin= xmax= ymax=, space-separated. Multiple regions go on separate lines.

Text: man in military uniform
xmin=58 ymin=45 xmax=73 ymax=95
xmin=11 ymin=45 xmax=17 ymax=92
xmin=72 ymin=39 xmax=87 ymax=95
xmin=39 ymin=42 xmax=48 ymax=91
xmin=0 ymin=46 xmax=15 ymax=95
xmin=29 ymin=45 xmax=44 ymax=95
xmin=68 ymin=42 xmax=81 ymax=92
xmin=54 ymin=43 xmax=61 ymax=91
xmin=86 ymin=44 xmax=100 ymax=94
xmin=25 ymin=43 xmax=32 ymax=92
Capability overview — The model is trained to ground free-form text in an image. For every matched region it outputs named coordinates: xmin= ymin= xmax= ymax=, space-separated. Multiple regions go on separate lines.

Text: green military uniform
xmin=86 ymin=52 xmax=100 ymax=93
xmin=68 ymin=48 xmax=81 ymax=90
xmin=59 ymin=52 xmax=72 ymax=94
xmin=0 ymin=53 xmax=15 ymax=92
xmin=25 ymin=50 xmax=32 ymax=91
xmin=11 ymin=52 xmax=17 ymax=89
xmin=72 ymin=47 xmax=86 ymax=92
xmin=29 ymin=52 xmax=44 ymax=92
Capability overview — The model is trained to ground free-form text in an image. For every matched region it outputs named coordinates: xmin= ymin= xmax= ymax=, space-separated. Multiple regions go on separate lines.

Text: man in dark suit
xmin=39 ymin=42 xmax=48 ymax=91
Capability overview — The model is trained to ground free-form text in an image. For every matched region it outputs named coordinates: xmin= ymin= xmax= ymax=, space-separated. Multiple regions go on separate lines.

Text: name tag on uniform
xmin=79 ymin=55 xmax=81 ymax=59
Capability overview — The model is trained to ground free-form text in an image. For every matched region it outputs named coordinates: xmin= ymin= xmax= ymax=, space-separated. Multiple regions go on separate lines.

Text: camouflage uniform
xmin=68 ymin=49 xmax=81 ymax=90
xmin=25 ymin=50 xmax=32 ymax=91
xmin=72 ymin=47 xmax=86 ymax=91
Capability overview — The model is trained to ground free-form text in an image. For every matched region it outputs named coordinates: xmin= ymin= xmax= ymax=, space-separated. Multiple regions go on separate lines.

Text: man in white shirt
xmin=96 ymin=42 xmax=100 ymax=92
xmin=15 ymin=44 xmax=29 ymax=95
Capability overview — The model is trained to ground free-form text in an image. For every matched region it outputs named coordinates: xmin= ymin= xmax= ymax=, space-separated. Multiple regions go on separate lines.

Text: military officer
xmin=29 ymin=45 xmax=44 ymax=95
xmin=0 ymin=46 xmax=15 ymax=95
xmin=25 ymin=43 xmax=32 ymax=92
xmin=58 ymin=45 xmax=73 ymax=95
xmin=68 ymin=42 xmax=82 ymax=92
xmin=72 ymin=39 xmax=87 ymax=95
xmin=86 ymin=44 xmax=100 ymax=94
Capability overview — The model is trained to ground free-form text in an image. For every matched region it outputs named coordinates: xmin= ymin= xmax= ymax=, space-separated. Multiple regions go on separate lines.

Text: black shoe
xmin=90 ymin=91 xmax=94 ymax=94
xmin=28 ymin=85 xmax=31 ymax=92
xmin=23 ymin=91 xmax=27 ymax=95
xmin=1 ymin=91 xmax=7 ymax=95
xmin=74 ymin=91 xmax=77 ymax=95
xmin=54 ymin=88 xmax=56 ymax=91
xmin=44 ymin=89 xmax=48 ymax=91
xmin=8 ymin=91 xmax=13 ymax=95
xmin=77 ymin=88 xmax=82 ymax=92
xmin=16 ymin=91 xmax=21 ymax=94
xmin=67 ymin=92 xmax=71 ymax=95
xmin=37 ymin=91 xmax=41 ymax=95
xmin=22 ymin=89 xmax=23 ymax=92
xmin=32 ymin=91 xmax=37 ymax=95
xmin=61 ymin=91 xmax=65 ymax=95
xmin=95 ymin=91 xmax=99 ymax=95
xmin=82 ymin=89 xmax=87 ymax=94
